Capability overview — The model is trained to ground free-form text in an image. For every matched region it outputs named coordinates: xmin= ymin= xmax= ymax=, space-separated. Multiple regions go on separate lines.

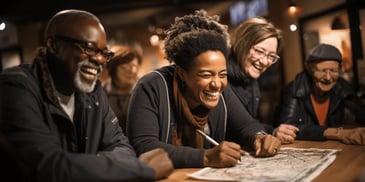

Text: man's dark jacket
xmin=275 ymin=71 xmax=365 ymax=140
xmin=0 ymin=49 xmax=155 ymax=181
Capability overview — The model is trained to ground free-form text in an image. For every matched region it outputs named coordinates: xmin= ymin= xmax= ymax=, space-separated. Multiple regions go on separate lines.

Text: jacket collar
xmin=227 ymin=56 xmax=254 ymax=86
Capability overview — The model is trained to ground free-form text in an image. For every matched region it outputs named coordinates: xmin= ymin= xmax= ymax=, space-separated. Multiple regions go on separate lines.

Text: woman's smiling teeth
xmin=204 ymin=91 xmax=219 ymax=100
xmin=253 ymin=62 xmax=263 ymax=72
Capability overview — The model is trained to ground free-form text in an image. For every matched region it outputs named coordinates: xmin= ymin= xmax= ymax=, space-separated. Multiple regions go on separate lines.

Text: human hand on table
xmin=204 ymin=141 xmax=242 ymax=168
xmin=254 ymin=134 xmax=281 ymax=157
xmin=273 ymin=124 xmax=299 ymax=144
xmin=333 ymin=127 xmax=365 ymax=145
xmin=139 ymin=148 xmax=174 ymax=180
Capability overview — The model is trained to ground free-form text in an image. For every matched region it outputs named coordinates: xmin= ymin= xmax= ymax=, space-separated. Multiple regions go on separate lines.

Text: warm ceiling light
xmin=150 ymin=34 xmax=160 ymax=46
xmin=0 ymin=22 xmax=6 ymax=31
xmin=288 ymin=0 xmax=301 ymax=16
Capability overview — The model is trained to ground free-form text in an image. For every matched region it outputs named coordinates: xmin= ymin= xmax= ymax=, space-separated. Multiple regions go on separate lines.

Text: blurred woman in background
xmin=104 ymin=45 xmax=142 ymax=134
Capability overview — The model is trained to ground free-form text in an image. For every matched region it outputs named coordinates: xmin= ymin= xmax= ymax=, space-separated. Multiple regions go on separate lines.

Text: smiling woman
xmin=224 ymin=16 xmax=298 ymax=144
xmin=127 ymin=9 xmax=281 ymax=170
xmin=177 ymin=50 xmax=227 ymax=110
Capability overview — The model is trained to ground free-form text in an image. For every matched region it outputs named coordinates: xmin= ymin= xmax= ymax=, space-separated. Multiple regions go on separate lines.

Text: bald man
xmin=0 ymin=9 xmax=173 ymax=181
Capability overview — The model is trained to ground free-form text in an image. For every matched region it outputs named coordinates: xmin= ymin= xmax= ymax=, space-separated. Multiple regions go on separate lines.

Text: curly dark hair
xmin=163 ymin=9 xmax=230 ymax=70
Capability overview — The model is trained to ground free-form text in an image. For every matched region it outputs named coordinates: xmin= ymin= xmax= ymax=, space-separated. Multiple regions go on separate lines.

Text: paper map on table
xmin=188 ymin=147 xmax=340 ymax=182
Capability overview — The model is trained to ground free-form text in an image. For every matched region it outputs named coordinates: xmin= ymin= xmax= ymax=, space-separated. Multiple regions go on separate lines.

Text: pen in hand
xmin=196 ymin=129 xmax=248 ymax=159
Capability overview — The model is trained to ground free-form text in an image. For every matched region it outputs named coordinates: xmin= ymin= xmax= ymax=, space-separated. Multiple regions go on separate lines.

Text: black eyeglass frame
xmin=54 ymin=35 xmax=114 ymax=62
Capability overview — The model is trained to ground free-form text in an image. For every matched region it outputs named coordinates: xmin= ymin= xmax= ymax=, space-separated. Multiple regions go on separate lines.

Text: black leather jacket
xmin=275 ymin=71 xmax=365 ymax=141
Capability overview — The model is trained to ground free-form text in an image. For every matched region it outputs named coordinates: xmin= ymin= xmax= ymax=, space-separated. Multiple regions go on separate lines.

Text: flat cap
xmin=307 ymin=43 xmax=342 ymax=63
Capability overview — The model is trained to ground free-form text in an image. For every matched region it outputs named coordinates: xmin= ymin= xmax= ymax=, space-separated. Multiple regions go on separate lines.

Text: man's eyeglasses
xmin=55 ymin=35 xmax=114 ymax=63
xmin=251 ymin=46 xmax=280 ymax=64
xmin=312 ymin=67 xmax=341 ymax=77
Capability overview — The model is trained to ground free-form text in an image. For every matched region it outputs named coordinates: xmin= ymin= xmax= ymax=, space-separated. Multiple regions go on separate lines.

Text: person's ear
xmin=175 ymin=66 xmax=188 ymax=89
xmin=46 ymin=37 xmax=57 ymax=54
xmin=304 ymin=62 xmax=312 ymax=73
xmin=175 ymin=66 xmax=185 ymax=80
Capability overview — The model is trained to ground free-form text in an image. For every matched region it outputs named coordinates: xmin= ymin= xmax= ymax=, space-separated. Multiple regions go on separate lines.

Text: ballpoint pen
xmin=196 ymin=129 xmax=248 ymax=157
xmin=196 ymin=129 xmax=219 ymax=146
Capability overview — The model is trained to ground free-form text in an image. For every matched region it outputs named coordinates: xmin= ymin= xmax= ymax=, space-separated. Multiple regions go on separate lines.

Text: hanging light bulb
xmin=0 ymin=21 xmax=6 ymax=31
xmin=289 ymin=24 xmax=297 ymax=32
xmin=150 ymin=34 xmax=160 ymax=46
xmin=287 ymin=0 xmax=301 ymax=16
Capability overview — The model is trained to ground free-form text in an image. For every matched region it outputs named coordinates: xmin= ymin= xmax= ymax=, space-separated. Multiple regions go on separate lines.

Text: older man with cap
xmin=274 ymin=43 xmax=365 ymax=145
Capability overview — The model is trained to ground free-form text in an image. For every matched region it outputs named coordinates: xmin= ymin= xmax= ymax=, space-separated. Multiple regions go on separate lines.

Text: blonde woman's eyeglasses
xmin=251 ymin=46 xmax=280 ymax=64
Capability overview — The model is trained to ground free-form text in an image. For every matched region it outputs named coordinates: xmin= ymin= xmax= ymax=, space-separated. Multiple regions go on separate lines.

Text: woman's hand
xmin=254 ymin=134 xmax=281 ymax=157
xmin=204 ymin=141 xmax=242 ymax=168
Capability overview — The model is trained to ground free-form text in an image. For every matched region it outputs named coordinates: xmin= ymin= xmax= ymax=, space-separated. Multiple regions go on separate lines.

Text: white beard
xmin=74 ymin=61 xmax=102 ymax=93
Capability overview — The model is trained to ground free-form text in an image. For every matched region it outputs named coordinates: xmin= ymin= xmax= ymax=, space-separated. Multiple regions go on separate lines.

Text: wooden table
xmin=158 ymin=140 xmax=365 ymax=182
